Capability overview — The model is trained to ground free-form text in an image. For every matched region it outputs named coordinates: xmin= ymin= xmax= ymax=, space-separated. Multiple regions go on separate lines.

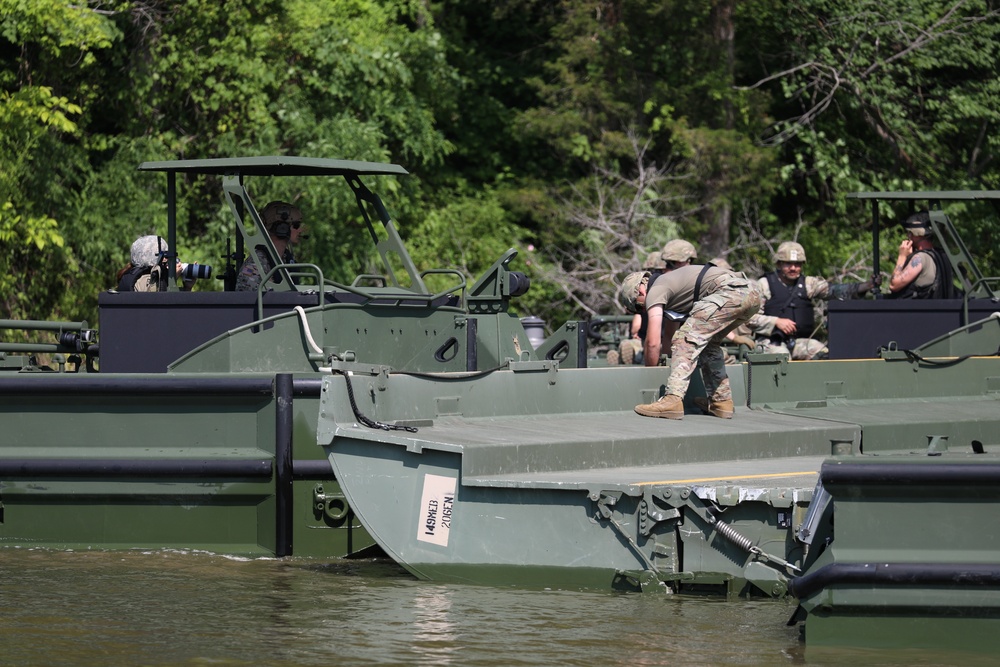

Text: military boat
xmin=3 ymin=169 xmax=1000 ymax=651
xmin=315 ymin=190 xmax=1000 ymax=650
xmin=0 ymin=156 xmax=549 ymax=559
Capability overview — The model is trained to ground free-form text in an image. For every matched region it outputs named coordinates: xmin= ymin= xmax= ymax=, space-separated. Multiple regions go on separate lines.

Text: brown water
xmin=0 ymin=548 xmax=985 ymax=666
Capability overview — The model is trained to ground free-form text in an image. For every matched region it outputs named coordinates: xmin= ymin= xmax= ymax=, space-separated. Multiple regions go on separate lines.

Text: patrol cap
xmin=260 ymin=201 xmax=302 ymax=228
xmin=619 ymin=271 xmax=650 ymax=314
xmin=775 ymin=241 xmax=806 ymax=263
xmin=901 ymin=210 xmax=931 ymax=237
xmin=642 ymin=250 xmax=666 ymax=270
xmin=661 ymin=239 xmax=697 ymax=263
xmin=130 ymin=235 xmax=168 ymax=268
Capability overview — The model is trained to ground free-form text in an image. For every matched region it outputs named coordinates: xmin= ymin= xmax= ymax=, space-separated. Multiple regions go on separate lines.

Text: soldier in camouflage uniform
xmin=619 ymin=261 xmax=761 ymax=419
xmin=755 ymin=241 xmax=873 ymax=360
xmin=236 ymin=201 xmax=306 ymax=292
xmin=610 ymin=250 xmax=669 ymax=365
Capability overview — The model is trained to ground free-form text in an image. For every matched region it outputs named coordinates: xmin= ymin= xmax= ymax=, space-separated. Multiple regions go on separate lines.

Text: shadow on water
xmin=0 ymin=548 xmax=991 ymax=667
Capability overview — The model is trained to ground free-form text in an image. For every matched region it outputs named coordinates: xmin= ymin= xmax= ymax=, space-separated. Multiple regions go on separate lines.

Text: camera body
xmin=181 ymin=263 xmax=213 ymax=281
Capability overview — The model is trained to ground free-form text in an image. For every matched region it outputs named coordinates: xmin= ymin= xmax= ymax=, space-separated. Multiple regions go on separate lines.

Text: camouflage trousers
xmin=762 ymin=337 xmax=828 ymax=360
xmin=666 ymin=277 xmax=762 ymax=402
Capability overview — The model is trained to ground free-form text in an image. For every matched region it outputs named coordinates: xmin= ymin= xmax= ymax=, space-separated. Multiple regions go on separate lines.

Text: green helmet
xmin=619 ymin=271 xmax=650 ymax=313
xmin=661 ymin=239 xmax=697 ymax=263
xmin=774 ymin=241 xmax=806 ymax=263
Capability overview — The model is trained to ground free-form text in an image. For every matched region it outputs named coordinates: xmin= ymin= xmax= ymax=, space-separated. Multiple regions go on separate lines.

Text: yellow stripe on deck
xmin=640 ymin=470 xmax=820 ymax=486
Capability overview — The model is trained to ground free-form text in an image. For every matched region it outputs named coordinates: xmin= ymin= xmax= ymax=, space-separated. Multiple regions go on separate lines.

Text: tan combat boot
xmin=692 ymin=396 xmax=735 ymax=419
xmin=635 ymin=394 xmax=685 ymax=419
xmin=606 ymin=350 xmax=620 ymax=365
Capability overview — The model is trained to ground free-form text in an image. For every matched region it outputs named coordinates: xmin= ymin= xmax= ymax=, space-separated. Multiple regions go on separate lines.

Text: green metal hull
xmin=0 ymin=373 xmax=373 ymax=558
xmin=321 ymin=315 xmax=1000 ymax=650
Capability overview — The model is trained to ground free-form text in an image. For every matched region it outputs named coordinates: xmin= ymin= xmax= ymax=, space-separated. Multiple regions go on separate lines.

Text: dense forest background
xmin=2 ymin=0 xmax=999 ymax=333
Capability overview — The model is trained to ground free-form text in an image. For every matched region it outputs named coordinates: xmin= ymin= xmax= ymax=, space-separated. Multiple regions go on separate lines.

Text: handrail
xmin=256 ymin=263 xmax=327 ymax=322
xmin=0 ymin=319 xmax=89 ymax=332
xmin=419 ymin=268 xmax=467 ymax=306
xmin=962 ymin=276 xmax=1000 ymax=325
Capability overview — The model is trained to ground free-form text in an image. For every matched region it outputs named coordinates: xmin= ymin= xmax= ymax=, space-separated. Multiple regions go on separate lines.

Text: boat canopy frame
xmin=137 ymin=156 xmax=427 ymax=295
xmin=848 ymin=190 xmax=1000 ymax=300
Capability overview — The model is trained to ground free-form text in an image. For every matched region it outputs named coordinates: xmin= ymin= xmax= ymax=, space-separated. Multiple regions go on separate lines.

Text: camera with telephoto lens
xmin=181 ymin=263 xmax=213 ymax=280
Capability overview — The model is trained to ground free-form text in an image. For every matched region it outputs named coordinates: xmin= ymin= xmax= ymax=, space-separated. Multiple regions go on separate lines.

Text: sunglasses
xmin=291 ymin=221 xmax=302 ymax=229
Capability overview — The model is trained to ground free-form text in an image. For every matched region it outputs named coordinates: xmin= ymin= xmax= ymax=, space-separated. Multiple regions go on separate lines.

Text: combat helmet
xmin=130 ymin=235 xmax=168 ymax=268
xmin=642 ymin=250 xmax=667 ymax=271
xmin=661 ymin=239 xmax=697 ymax=263
xmin=709 ymin=256 xmax=733 ymax=271
xmin=260 ymin=201 xmax=302 ymax=240
xmin=619 ymin=271 xmax=650 ymax=314
xmin=774 ymin=241 xmax=806 ymax=263
xmin=901 ymin=210 xmax=931 ymax=237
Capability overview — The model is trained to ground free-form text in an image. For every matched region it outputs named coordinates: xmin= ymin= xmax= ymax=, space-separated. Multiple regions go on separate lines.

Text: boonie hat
xmin=661 ymin=239 xmax=697 ymax=263
xmin=130 ymin=235 xmax=168 ymax=268
xmin=619 ymin=271 xmax=650 ymax=313
xmin=902 ymin=210 xmax=931 ymax=237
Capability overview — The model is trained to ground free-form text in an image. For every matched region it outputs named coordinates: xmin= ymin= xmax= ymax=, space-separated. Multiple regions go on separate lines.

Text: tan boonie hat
xmin=775 ymin=241 xmax=806 ymax=263
xmin=661 ymin=239 xmax=697 ymax=263
xmin=642 ymin=250 xmax=666 ymax=270
xmin=130 ymin=235 xmax=168 ymax=268
xmin=619 ymin=271 xmax=650 ymax=313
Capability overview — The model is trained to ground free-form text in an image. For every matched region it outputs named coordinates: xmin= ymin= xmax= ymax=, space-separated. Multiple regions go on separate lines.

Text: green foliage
xmin=1 ymin=0 xmax=998 ymax=333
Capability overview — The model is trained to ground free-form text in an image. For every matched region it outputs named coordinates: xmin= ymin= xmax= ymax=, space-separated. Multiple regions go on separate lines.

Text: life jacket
xmin=888 ymin=248 xmax=960 ymax=299
xmin=763 ymin=272 xmax=814 ymax=343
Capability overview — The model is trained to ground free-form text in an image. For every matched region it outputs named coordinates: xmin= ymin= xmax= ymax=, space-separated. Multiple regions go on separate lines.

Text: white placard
xmin=417 ymin=473 xmax=456 ymax=547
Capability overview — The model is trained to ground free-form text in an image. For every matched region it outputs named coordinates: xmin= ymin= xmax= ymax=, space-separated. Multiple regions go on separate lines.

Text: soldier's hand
xmin=732 ymin=334 xmax=757 ymax=348
xmin=776 ymin=317 xmax=797 ymax=335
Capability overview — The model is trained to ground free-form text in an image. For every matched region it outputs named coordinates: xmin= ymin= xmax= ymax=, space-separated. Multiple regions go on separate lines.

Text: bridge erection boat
xmin=321 ymin=306 xmax=1000 ymax=650
xmin=4 ymin=168 xmax=1000 ymax=651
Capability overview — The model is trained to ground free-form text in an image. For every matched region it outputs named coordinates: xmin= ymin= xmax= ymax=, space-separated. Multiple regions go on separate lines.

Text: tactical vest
xmin=889 ymin=248 xmax=958 ymax=299
xmin=118 ymin=265 xmax=153 ymax=291
xmin=763 ymin=273 xmax=813 ymax=342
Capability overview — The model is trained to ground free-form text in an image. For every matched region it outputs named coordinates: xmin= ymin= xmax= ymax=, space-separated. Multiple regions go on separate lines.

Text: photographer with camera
xmin=116 ymin=235 xmax=210 ymax=292
xmin=236 ymin=200 xmax=306 ymax=292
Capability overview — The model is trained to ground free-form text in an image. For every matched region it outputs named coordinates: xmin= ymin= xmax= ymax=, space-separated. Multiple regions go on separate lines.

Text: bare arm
xmin=629 ymin=313 xmax=642 ymax=338
xmin=889 ymin=241 xmax=922 ymax=292
xmin=643 ymin=305 xmax=663 ymax=366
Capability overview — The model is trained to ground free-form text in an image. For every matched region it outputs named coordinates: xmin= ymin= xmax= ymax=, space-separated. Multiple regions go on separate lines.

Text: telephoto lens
xmin=181 ymin=263 xmax=213 ymax=280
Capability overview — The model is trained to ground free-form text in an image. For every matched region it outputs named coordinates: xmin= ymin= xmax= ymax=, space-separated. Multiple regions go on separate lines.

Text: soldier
xmin=610 ymin=250 xmax=667 ymax=365
xmin=661 ymin=238 xmax=697 ymax=269
xmin=755 ymin=241 xmax=872 ymax=360
xmin=619 ymin=262 xmax=761 ymax=419
xmin=888 ymin=210 xmax=958 ymax=299
xmin=117 ymin=235 xmax=193 ymax=292
xmin=236 ymin=201 xmax=307 ymax=292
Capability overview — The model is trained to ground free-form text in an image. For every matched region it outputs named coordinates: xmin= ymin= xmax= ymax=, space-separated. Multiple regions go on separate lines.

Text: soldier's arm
xmin=890 ymin=253 xmax=923 ymax=292
xmin=643 ymin=306 xmax=664 ymax=366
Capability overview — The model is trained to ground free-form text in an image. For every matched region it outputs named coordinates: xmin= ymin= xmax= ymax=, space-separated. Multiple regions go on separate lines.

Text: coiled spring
xmin=713 ymin=518 xmax=754 ymax=553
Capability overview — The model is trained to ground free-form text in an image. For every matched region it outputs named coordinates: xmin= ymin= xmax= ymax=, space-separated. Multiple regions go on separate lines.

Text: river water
xmin=0 ymin=548 xmax=987 ymax=666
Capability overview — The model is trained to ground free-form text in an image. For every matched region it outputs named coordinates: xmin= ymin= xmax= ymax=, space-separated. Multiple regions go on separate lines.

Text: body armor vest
xmin=763 ymin=273 xmax=813 ymax=342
